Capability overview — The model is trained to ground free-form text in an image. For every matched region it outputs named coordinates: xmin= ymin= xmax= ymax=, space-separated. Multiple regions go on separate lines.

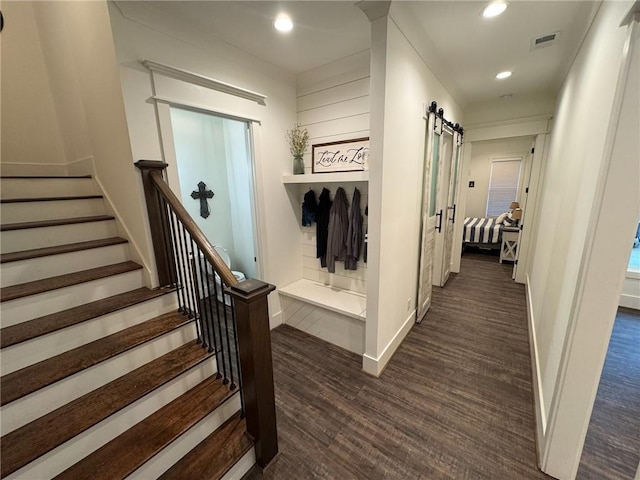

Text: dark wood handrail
xmin=136 ymin=159 xmax=278 ymax=469
xmin=148 ymin=170 xmax=238 ymax=288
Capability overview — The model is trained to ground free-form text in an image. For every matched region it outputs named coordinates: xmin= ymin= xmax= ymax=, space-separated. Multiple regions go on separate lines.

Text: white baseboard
xmin=362 ymin=309 xmax=415 ymax=377
xmin=0 ymin=162 xmax=68 ymax=176
xmin=620 ymin=294 xmax=640 ymax=309
xmin=270 ymin=309 xmax=283 ymax=330
xmin=526 ymin=274 xmax=547 ymax=464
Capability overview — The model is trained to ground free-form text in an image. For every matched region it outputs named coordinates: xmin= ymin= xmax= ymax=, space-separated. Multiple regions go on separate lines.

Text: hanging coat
xmin=326 ymin=187 xmax=349 ymax=273
xmin=316 ymin=188 xmax=332 ymax=267
xmin=302 ymin=189 xmax=317 ymax=226
xmin=345 ymin=187 xmax=363 ymax=270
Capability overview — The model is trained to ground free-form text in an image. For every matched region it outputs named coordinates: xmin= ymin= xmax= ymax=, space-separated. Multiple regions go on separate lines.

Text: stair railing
xmin=135 ymin=160 xmax=278 ymax=469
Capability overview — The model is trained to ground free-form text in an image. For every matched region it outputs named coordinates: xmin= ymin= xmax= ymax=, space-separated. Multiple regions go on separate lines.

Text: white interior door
xmin=432 ymin=130 xmax=453 ymax=287
xmin=416 ymin=115 xmax=438 ymax=323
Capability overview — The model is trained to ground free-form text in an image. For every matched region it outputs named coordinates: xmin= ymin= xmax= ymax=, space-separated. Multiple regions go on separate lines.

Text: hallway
xmin=247 ymin=253 xmax=550 ymax=479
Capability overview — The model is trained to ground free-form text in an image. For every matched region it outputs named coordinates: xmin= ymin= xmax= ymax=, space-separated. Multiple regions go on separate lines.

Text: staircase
xmin=0 ymin=175 xmax=255 ymax=479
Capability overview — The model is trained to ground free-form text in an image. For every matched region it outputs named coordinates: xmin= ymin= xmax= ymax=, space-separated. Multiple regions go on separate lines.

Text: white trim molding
xmin=141 ymin=59 xmax=268 ymax=105
xmin=464 ymin=115 xmax=552 ymax=143
xmin=526 ymin=274 xmax=547 ymax=451
xmin=150 ymin=95 xmax=262 ymax=125
xmin=362 ymin=310 xmax=415 ymax=377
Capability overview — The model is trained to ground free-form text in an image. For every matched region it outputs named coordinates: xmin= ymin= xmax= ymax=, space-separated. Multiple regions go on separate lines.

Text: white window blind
xmin=486 ymin=158 xmax=522 ymax=217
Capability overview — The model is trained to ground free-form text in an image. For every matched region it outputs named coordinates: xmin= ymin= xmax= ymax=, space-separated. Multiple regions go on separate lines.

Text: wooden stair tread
xmin=159 ymin=411 xmax=252 ymax=480
xmin=0 ymin=261 xmax=142 ymax=302
xmin=0 ymin=311 xmax=191 ymax=406
xmin=0 ymin=237 xmax=128 ymax=264
xmin=0 ymin=175 xmax=92 ymax=179
xmin=0 ymin=195 xmax=103 ymax=204
xmin=1 ymin=215 xmax=114 ymax=232
xmin=0 ymin=341 xmax=212 ymax=478
xmin=54 ymin=375 xmax=235 ymax=480
xmin=1 ymin=287 xmax=174 ymax=349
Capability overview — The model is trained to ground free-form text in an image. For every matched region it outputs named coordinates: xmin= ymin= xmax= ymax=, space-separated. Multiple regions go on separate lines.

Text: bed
xmin=463 ymin=217 xmax=503 ymax=248
xmin=463 ymin=212 xmax=520 ymax=251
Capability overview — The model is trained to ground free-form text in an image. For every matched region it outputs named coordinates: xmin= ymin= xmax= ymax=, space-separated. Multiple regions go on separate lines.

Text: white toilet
xmin=212 ymin=246 xmax=246 ymax=305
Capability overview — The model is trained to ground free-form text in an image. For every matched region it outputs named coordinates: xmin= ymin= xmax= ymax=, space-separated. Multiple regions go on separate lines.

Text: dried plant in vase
xmin=286 ymin=124 xmax=309 ymax=174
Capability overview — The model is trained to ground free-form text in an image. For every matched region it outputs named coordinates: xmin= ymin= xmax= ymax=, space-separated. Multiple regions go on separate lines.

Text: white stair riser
xmin=1 ymin=269 xmax=145 ymax=325
xmin=221 ymin=447 xmax=257 ymax=480
xmin=1 ymin=220 xmax=118 ymax=253
xmin=1 ymin=322 xmax=199 ymax=435
xmin=126 ymin=394 xmax=241 ymax=480
xmin=0 ymin=178 xmax=98 ymax=198
xmin=2 ymin=294 xmax=178 ymax=375
xmin=0 ymin=198 xmax=106 ymax=223
xmin=1 ymin=244 xmax=130 ymax=287
xmin=4 ymin=359 xmax=219 ymax=479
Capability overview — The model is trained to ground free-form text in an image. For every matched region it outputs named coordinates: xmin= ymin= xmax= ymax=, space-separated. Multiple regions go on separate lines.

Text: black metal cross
xmin=191 ymin=181 xmax=215 ymax=219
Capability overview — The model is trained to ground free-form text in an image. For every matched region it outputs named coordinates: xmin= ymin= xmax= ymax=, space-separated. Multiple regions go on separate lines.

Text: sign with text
xmin=312 ymin=138 xmax=369 ymax=173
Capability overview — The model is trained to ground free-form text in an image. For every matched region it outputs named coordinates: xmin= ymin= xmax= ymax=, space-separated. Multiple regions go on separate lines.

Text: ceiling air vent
xmin=531 ymin=31 xmax=561 ymax=51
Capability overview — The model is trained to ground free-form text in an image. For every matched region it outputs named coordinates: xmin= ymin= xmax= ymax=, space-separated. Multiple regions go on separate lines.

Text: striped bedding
xmin=463 ymin=217 xmax=502 ymax=244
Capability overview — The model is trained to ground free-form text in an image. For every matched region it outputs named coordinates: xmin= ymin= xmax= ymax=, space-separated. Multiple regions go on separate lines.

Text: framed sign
xmin=312 ymin=137 xmax=369 ymax=173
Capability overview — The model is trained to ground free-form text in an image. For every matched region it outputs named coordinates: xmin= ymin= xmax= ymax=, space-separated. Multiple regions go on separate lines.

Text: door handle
xmin=448 ymin=204 xmax=456 ymax=223
xmin=435 ymin=209 xmax=443 ymax=233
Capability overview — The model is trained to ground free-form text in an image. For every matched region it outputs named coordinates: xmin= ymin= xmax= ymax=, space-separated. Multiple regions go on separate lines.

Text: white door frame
xmin=451 ymin=117 xmax=552 ymax=279
xmin=541 ymin=12 xmax=639 ymax=479
xmin=154 ymin=98 xmax=265 ymax=281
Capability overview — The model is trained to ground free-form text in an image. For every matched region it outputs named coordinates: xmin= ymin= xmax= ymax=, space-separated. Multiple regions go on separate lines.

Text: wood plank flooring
xmin=577 ymin=307 xmax=640 ymax=480
xmin=246 ymin=253 xmax=551 ymax=479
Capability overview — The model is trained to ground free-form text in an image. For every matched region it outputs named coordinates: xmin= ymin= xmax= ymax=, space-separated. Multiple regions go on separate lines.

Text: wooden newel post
xmin=134 ymin=160 xmax=173 ymax=287
xmin=227 ymin=279 xmax=278 ymax=469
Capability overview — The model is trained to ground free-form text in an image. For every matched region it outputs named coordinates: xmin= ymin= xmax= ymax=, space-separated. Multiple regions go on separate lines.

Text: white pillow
xmin=495 ymin=212 xmax=509 ymax=224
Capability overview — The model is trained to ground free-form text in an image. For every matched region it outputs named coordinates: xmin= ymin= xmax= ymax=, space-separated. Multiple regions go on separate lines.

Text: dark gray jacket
xmin=345 ymin=187 xmax=363 ymax=270
xmin=326 ymin=187 xmax=349 ymax=273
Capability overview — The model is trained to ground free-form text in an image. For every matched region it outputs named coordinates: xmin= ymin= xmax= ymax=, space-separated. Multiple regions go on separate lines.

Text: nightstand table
xmin=500 ymin=228 xmax=520 ymax=263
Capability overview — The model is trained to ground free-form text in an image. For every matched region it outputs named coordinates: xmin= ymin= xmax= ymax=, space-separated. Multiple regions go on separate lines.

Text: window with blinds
xmin=486 ymin=158 xmax=522 ymax=217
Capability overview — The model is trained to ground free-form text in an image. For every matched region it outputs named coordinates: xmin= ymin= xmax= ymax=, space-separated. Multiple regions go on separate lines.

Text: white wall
xmin=364 ymin=6 xmax=463 ymax=375
xmin=4 ymin=1 xmax=155 ymax=283
xmin=525 ymin=2 xmax=638 ymax=478
xmin=464 ymin=136 xmax=533 ymax=219
xmin=294 ymin=51 xmax=370 ymax=294
xmin=108 ymin=1 xmax=299 ymax=328
xmin=0 ymin=2 xmax=67 ymax=171
xmin=528 ymin=0 xmax=631 ymax=424
xmin=171 ymin=109 xmax=236 ymax=259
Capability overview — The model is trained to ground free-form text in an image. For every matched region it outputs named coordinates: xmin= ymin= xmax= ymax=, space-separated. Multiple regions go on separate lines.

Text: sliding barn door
xmin=416 ymin=114 xmax=438 ymax=323
xmin=439 ymin=134 xmax=463 ymax=286
xmin=432 ymin=130 xmax=453 ymax=287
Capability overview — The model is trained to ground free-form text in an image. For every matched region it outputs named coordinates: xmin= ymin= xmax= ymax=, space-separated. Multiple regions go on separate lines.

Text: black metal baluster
xmin=201 ymin=254 xmax=219 ymax=355
xmin=190 ymin=240 xmax=208 ymax=350
xmin=168 ymin=209 xmax=188 ymax=315
xmin=220 ymin=281 xmax=236 ymax=390
xmin=157 ymin=193 xmax=183 ymax=309
xmin=230 ymin=300 xmax=245 ymax=414
xmin=211 ymin=268 xmax=229 ymax=383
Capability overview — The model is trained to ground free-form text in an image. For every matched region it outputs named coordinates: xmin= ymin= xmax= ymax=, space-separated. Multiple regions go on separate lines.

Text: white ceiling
xmin=148 ymin=1 xmax=597 ymax=107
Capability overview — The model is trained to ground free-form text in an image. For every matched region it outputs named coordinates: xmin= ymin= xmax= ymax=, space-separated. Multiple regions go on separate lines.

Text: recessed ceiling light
xmin=274 ymin=14 xmax=293 ymax=33
xmin=496 ymin=71 xmax=512 ymax=80
xmin=482 ymin=2 xmax=508 ymax=18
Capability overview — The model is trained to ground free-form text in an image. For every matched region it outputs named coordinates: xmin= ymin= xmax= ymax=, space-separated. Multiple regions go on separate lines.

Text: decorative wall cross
xmin=191 ymin=181 xmax=214 ymax=219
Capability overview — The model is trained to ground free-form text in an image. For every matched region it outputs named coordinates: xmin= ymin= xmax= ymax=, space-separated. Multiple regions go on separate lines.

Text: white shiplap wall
xmin=296 ymin=50 xmax=370 ymax=294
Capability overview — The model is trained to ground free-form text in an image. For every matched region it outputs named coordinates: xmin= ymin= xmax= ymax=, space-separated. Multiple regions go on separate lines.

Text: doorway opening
xmin=169 ymin=107 xmax=260 ymax=281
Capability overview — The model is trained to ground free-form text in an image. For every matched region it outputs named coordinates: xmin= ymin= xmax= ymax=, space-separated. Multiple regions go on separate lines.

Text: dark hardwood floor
xmin=577 ymin=307 xmax=640 ymax=480
xmin=246 ymin=253 xmax=552 ymax=479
